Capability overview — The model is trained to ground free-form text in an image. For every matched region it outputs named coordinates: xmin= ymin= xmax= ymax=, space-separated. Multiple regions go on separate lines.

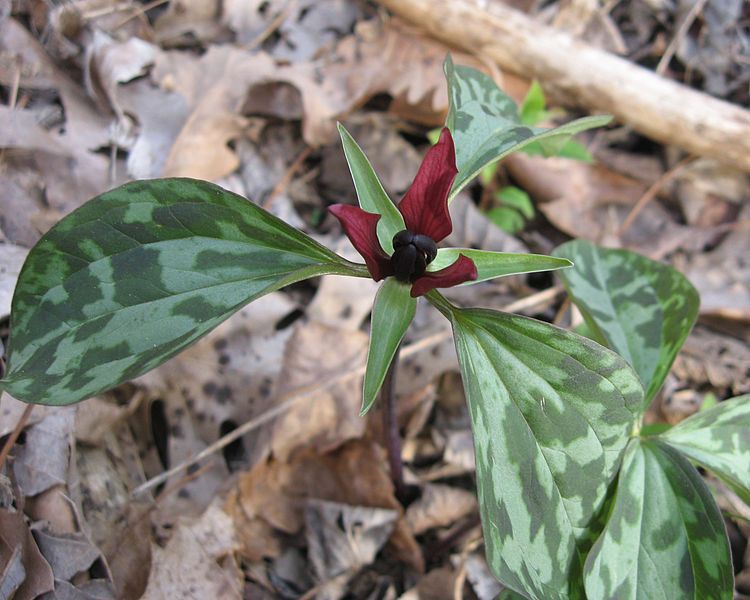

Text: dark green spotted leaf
xmin=1 ymin=178 xmax=361 ymax=406
xmin=554 ymin=240 xmax=699 ymax=407
xmin=434 ymin=295 xmax=642 ymax=599
xmin=338 ymin=123 xmax=404 ymax=254
xmin=361 ymin=278 xmax=416 ymax=416
xmin=427 ymin=248 xmax=572 ymax=285
xmin=584 ymin=439 xmax=733 ymax=599
xmin=444 ymin=55 xmax=611 ymax=200
xmin=660 ymin=394 xmax=750 ymax=505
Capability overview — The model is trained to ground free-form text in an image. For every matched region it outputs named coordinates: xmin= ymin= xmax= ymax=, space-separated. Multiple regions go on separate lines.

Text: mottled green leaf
xmin=427 ymin=249 xmax=571 ymax=285
xmin=554 ymin=239 xmax=699 ymax=406
xmin=444 ymin=56 xmax=611 ymax=200
xmin=1 ymin=178 xmax=360 ymax=406
xmin=361 ymin=278 xmax=415 ymax=416
xmin=660 ymin=394 xmax=750 ymax=505
xmin=337 ymin=123 xmax=404 ymax=254
xmin=435 ymin=295 xmax=642 ymax=599
xmin=584 ymin=439 xmax=733 ymax=600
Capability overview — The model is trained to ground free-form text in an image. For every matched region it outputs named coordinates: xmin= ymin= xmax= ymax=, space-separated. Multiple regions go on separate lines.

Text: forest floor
xmin=0 ymin=0 xmax=749 ymax=598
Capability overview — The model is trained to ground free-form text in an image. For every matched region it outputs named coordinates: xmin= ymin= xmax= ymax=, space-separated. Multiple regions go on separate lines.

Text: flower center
xmin=391 ymin=229 xmax=438 ymax=283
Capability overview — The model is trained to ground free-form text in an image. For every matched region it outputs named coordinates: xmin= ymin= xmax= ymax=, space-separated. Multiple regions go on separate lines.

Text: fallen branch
xmin=375 ymin=0 xmax=750 ymax=173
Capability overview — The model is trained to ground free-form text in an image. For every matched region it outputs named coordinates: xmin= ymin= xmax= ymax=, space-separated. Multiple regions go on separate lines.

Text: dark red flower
xmin=329 ymin=128 xmax=477 ymax=297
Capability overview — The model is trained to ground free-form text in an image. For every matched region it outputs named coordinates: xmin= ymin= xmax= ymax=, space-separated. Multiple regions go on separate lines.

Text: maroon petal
xmin=328 ymin=204 xmax=392 ymax=281
xmin=410 ymin=254 xmax=477 ymax=298
xmin=398 ymin=128 xmax=458 ymax=243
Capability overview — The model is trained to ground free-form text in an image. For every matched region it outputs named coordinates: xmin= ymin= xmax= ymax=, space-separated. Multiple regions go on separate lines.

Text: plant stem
xmin=381 ymin=342 xmax=409 ymax=504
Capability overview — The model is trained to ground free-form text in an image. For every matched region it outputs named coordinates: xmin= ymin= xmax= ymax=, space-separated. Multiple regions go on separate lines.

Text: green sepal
xmin=337 ymin=123 xmax=405 ymax=254
xmin=554 ymin=239 xmax=699 ymax=407
xmin=444 ymin=55 xmax=611 ymax=201
xmin=360 ymin=278 xmax=416 ymax=416
xmin=584 ymin=438 xmax=733 ymax=599
xmin=433 ymin=294 xmax=642 ymax=599
xmin=427 ymin=249 xmax=572 ymax=284
xmin=659 ymin=394 xmax=750 ymax=505
xmin=1 ymin=178 xmax=362 ymax=406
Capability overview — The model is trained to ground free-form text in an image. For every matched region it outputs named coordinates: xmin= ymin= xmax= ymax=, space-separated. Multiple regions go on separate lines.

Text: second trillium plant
xmin=3 ymin=57 xmax=746 ymax=598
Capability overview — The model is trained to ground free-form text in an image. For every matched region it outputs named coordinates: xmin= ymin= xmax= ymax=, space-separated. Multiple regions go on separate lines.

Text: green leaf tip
xmin=443 ymin=55 xmax=611 ymax=201
xmin=361 ymin=279 xmax=416 ymax=416
xmin=554 ymin=239 xmax=699 ymax=408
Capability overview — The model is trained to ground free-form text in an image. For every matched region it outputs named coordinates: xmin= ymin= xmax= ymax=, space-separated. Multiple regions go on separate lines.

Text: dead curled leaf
xmin=225 ymin=440 xmax=424 ymax=572
xmin=13 ymin=408 xmax=75 ymax=497
xmin=405 ymin=484 xmax=477 ymax=536
xmin=0 ymin=508 xmax=55 ymax=600
xmin=270 ymin=321 xmax=369 ymax=461
xmin=305 ymin=499 xmax=398 ymax=580
xmin=141 ymin=502 xmax=242 ymax=600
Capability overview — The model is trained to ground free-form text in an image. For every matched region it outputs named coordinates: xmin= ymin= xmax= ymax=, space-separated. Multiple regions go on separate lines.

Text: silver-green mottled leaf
xmin=660 ymin=394 xmax=750 ymax=505
xmin=361 ymin=278 xmax=416 ymax=416
xmin=584 ymin=439 xmax=733 ymax=600
xmin=337 ymin=123 xmax=404 ymax=254
xmin=554 ymin=239 xmax=699 ymax=406
xmin=1 ymin=178 xmax=359 ymax=406
xmin=444 ymin=56 xmax=611 ymax=200
xmin=427 ymin=248 xmax=572 ymax=284
xmin=443 ymin=301 xmax=642 ymax=599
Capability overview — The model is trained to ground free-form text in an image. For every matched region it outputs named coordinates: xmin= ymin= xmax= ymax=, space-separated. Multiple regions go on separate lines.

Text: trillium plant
xmin=2 ymin=57 xmax=749 ymax=599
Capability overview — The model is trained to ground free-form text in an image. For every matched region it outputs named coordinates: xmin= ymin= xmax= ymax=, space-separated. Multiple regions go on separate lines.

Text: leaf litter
xmin=1 ymin=0 xmax=749 ymax=597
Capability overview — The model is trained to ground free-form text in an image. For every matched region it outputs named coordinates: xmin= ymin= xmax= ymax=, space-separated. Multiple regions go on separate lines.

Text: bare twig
xmin=112 ymin=0 xmax=170 ymax=30
xmin=261 ymin=146 xmax=312 ymax=209
xmin=131 ymin=288 xmax=558 ymax=497
xmin=619 ymin=156 xmax=695 ymax=236
xmin=0 ymin=404 xmax=34 ymax=470
xmin=656 ymin=0 xmax=710 ymax=76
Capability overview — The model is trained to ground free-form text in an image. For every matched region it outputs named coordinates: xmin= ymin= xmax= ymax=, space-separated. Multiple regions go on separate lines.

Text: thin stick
xmin=0 ymin=404 xmax=33 ymax=470
xmin=261 ymin=146 xmax=312 ymax=209
xmin=130 ymin=288 xmax=558 ymax=497
xmin=656 ymin=0 xmax=709 ymax=76
xmin=244 ymin=0 xmax=297 ymax=51
xmin=619 ymin=156 xmax=695 ymax=236
xmin=112 ymin=0 xmax=170 ymax=30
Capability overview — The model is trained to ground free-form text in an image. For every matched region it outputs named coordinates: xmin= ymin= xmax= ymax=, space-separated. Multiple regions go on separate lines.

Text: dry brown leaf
xmin=0 ymin=508 xmax=54 ymax=600
xmin=0 ymin=19 xmax=111 ymax=214
xmin=682 ymin=204 xmax=750 ymax=321
xmin=270 ymin=320 xmax=368 ymax=460
xmin=137 ymin=293 xmax=296 ymax=470
xmin=305 ymin=499 xmax=398 ymax=580
xmin=306 ymin=267 xmax=378 ymax=331
xmin=0 ymin=243 xmax=27 ymax=316
xmin=463 ymin=552 xmax=503 ymax=600
xmin=400 ymin=565 xmax=459 ymax=600
xmin=0 ymin=106 xmax=71 ymax=155
xmin=226 ymin=440 xmax=424 ymax=571
xmin=153 ymin=0 xmax=223 ymax=43
xmin=141 ymin=502 xmax=242 ymax=600
xmin=154 ymin=47 xmax=272 ymax=179
xmin=13 ymin=408 xmax=75 ymax=497
xmin=24 ymin=485 xmax=77 ymax=536
xmin=31 ymin=525 xmax=101 ymax=582
xmin=116 ymin=78 xmax=189 ymax=179
xmin=0 ymin=171 xmax=47 ymax=246
xmin=405 ymin=484 xmax=477 ymax=536
xmin=84 ymin=31 xmax=159 ymax=118
xmin=672 ymin=326 xmax=750 ymax=395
